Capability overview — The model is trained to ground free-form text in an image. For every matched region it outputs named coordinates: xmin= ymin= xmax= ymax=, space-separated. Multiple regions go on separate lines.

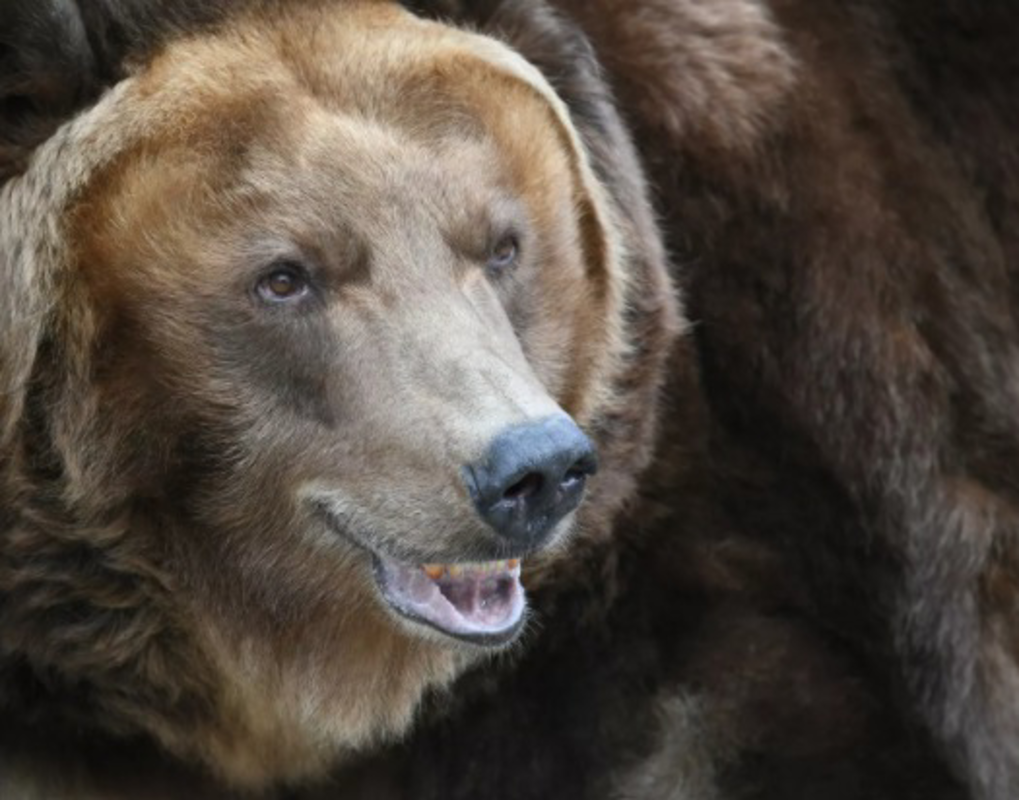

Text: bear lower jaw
xmin=372 ymin=554 xmax=526 ymax=647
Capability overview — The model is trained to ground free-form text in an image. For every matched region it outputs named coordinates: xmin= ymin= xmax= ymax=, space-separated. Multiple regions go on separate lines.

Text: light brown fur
xmin=0 ymin=1 xmax=668 ymax=793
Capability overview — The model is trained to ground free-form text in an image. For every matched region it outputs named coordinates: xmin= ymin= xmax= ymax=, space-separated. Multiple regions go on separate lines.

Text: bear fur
xmin=2 ymin=1 xmax=1019 ymax=799
xmin=1 ymin=1 xmax=676 ymax=796
xmin=364 ymin=2 xmax=1019 ymax=799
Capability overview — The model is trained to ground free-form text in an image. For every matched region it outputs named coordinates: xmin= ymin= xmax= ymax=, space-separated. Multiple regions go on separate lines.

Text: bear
xmin=0 ymin=0 xmax=677 ymax=797
xmin=3 ymin=1 xmax=1019 ymax=799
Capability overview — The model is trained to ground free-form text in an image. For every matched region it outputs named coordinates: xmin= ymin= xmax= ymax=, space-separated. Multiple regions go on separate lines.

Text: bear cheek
xmin=516 ymin=237 xmax=611 ymax=422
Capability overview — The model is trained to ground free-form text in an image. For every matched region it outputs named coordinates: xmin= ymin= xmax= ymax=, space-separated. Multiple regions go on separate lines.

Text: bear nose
xmin=465 ymin=416 xmax=598 ymax=550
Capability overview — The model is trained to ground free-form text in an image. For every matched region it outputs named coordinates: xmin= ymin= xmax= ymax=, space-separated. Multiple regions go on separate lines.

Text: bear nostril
xmin=561 ymin=468 xmax=586 ymax=488
xmin=466 ymin=416 xmax=597 ymax=549
xmin=503 ymin=472 xmax=544 ymax=502
xmin=564 ymin=455 xmax=597 ymax=486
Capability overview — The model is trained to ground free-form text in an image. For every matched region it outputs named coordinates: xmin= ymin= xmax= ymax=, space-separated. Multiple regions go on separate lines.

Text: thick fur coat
xmin=2 ymin=1 xmax=1018 ymax=799
xmin=378 ymin=2 xmax=1019 ymax=798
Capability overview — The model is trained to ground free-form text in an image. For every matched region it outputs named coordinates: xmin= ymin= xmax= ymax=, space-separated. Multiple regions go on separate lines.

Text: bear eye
xmin=487 ymin=234 xmax=519 ymax=273
xmin=256 ymin=262 xmax=310 ymax=303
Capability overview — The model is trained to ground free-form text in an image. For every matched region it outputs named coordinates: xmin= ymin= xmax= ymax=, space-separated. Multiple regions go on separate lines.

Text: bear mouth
xmin=372 ymin=555 xmax=526 ymax=647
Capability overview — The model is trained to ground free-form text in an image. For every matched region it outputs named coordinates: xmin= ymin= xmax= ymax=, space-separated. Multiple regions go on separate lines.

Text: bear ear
xmin=460 ymin=30 xmax=631 ymax=413
xmin=464 ymin=29 xmax=626 ymax=283
xmin=0 ymin=0 xmax=97 ymax=180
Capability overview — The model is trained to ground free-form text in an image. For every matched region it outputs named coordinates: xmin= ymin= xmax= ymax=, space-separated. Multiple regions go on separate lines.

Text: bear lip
xmin=371 ymin=555 xmax=526 ymax=647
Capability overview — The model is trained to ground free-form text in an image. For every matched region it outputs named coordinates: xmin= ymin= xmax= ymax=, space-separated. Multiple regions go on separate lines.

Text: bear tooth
xmin=420 ymin=560 xmax=518 ymax=579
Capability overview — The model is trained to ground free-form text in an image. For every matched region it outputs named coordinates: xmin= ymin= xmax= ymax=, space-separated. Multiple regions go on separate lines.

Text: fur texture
xmin=0 ymin=0 xmax=677 ymax=796
xmin=382 ymin=1 xmax=1019 ymax=798
xmin=3 ymin=1 xmax=1019 ymax=799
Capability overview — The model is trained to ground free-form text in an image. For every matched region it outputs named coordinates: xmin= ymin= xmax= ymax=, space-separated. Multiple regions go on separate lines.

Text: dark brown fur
xmin=0 ymin=0 xmax=237 ymax=180
xmin=370 ymin=1 xmax=1019 ymax=798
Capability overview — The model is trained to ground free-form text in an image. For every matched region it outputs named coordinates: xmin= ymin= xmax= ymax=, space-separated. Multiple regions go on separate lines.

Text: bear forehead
xmin=126 ymin=0 xmax=559 ymax=162
xmin=71 ymin=0 xmax=579 ymax=292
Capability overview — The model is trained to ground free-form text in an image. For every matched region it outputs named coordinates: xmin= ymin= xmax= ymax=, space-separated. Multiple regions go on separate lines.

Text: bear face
xmin=72 ymin=11 xmax=611 ymax=641
xmin=0 ymin=0 xmax=662 ymax=789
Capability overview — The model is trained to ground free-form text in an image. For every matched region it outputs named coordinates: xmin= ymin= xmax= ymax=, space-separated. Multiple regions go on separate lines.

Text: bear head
xmin=0 ymin=0 xmax=677 ymax=788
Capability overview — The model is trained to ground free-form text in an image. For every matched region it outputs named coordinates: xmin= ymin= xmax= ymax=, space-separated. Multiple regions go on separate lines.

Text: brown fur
xmin=4 ymin=0 xmax=1019 ymax=798
xmin=378 ymin=1 xmax=1019 ymax=798
xmin=570 ymin=2 xmax=1019 ymax=796
xmin=0 ymin=1 xmax=676 ymax=795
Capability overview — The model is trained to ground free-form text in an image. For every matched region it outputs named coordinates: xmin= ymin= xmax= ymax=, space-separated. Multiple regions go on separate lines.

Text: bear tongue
xmin=373 ymin=557 xmax=525 ymax=643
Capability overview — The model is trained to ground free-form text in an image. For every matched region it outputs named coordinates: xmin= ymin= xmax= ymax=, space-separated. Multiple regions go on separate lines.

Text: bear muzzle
xmin=306 ymin=414 xmax=597 ymax=648
xmin=370 ymin=415 xmax=597 ymax=647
